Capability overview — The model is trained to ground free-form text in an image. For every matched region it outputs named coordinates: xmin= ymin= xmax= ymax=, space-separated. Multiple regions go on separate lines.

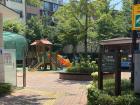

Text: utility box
xmin=4 ymin=49 xmax=16 ymax=86
xmin=134 ymin=52 xmax=140 ymax=93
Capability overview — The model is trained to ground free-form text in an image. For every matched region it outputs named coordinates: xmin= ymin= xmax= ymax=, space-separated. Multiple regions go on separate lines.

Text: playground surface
xmin=0 ymin=71 xmax=131 ymax=105
xmin=0 ymin=71 xmax=90 ymax=105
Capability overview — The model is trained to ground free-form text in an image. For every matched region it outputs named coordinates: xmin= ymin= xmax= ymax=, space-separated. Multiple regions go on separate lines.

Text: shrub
xmin=67 ymin=59 xmax=98 ymax=74
xmin=87 ymin=79 xmax=140 ymax=105
xmin=91 ymin=72 xmax=98 ymax=81
xmin=96 ymin=94 xmax=114 ymax=105
xmin=87 ymin=84 xmax=100 ymax=105
xmin=0 ymin=83 xmax=12 ymax=96
xmin=114 ymin=95 xmax=136 ymax=105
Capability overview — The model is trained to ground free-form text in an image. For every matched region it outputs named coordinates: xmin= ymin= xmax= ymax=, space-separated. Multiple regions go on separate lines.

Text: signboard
xmin=101 ymin=53 xmax=116 ymax=72
xmin=132 ymin=4 xmax=140 ymax=30
xmin=4 ymin=49 xmax=16 ymax=86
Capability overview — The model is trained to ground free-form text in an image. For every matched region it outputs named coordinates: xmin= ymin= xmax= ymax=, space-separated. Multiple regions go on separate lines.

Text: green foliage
xmin=3 ymin=20 xmax=25 ymax=34
xmin=54 ymin=0 xmax=132 ymax=54
xmin=91 ymin=72 xmax=98 ymax=81
xmin=87 ymin=79 xmax=140 ymax=105
xmin=0 ymin=83 xmax=12 ymax=96
xmin=114 ymin=95 xmax=136 ymax=105
xmin=26 ymin=0 xmax=41 ymax=7
xmin=67 ymin=59 xmax=98 ymax=73
xmin=96 ymin=94 xmax=114 ymax=105
xmin=121 ymin=0 xmax=133 ymax=36
xmin=54 ymin=4 xmax=82 ymax=53
xmin=25 ymin=16 xmax=45 ymax=43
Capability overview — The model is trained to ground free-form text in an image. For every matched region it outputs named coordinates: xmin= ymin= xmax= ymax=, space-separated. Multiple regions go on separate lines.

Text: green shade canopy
xmin=3 ymin=31 xmax=28 ymax=60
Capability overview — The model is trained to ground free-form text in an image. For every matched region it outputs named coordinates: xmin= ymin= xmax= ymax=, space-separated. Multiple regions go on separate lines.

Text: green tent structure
xmin=3 ymin=31 xmax=28 ymax=61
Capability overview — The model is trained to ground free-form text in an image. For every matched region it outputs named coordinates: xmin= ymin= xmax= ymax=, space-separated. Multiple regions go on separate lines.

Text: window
xmin=44 ymin=2 xmax=49 ymax=9
xmin=53 ymin=4 xmax=58 ymax=12
xmin=58 ymin=0 xmax=63 ymax=5
xmin=43 ymin=2 xmax=53 ymax=12
xmin=10 ymin=0 xmax=22 ymax=3
xmin=27 ymin=2 xmax=37 ymax=7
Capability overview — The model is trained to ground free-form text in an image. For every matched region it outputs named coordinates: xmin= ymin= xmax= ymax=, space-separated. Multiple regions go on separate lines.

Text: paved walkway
xmin=0 ymin=71 xmax=90 ymax=105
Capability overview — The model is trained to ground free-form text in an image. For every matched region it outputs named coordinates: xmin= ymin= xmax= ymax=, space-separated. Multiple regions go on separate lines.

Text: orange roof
xmin=30 ymin=39 xmax=52 ymax=45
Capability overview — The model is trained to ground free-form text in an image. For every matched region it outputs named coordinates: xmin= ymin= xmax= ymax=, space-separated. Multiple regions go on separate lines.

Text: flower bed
xmin=59 ymin=72 xmax=92 ymax=81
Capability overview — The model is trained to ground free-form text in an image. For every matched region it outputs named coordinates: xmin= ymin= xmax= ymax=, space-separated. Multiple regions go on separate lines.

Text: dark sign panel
xmin=101 ymin=53 xmax=116 ymax=72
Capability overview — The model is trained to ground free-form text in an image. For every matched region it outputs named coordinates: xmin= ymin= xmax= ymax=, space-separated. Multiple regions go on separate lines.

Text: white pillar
xmin=0 ymin=13 xmax=5 ymax=83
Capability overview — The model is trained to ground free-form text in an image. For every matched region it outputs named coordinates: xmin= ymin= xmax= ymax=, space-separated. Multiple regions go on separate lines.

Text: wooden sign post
xmin=98 ymin=45 xmax=103 ymax=90
xmin=115 ymin=49 xmax=121 ymax=96
xmin=98 ymin=46 xmax=121 ymax=96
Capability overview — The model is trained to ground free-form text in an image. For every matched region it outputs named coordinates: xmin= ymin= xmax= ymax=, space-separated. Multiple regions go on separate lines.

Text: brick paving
xmin=0 ymin=71 xmax=90 ymax=105
xmin=0 ymin=71 xmax=130 ymax=105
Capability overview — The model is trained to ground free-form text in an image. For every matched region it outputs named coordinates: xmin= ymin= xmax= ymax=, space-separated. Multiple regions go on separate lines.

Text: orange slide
xmin=57 ymin=55 xmax=72 ymax=67
xmin=48 ymin=54 xmax=72 ymax=68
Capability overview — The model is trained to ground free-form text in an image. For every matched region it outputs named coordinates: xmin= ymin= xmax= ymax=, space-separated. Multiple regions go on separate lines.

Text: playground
xmin=28 ymin=39 xmax=72 ymax=72
xmin=0 ymin=70 xmax=89 ymax=105
xmin=0 ymin=70 xmax=131 ymax=105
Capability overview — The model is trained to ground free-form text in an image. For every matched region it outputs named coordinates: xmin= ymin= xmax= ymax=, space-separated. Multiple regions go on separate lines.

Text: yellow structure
xmin=132 ymin=4 xmax=140 ymax=30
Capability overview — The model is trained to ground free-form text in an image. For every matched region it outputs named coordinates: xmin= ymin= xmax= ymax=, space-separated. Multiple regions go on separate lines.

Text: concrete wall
xmin=26 ymin=6 xmax=40 ymax=15
xmin=0 ymin=4 xmax=20 ymax=21
xmin=63 ymin=42 xmax=97 ymax=54
xmin=6 ymin=0 xmax=26 ymax=22
xmin=0 ymin=13 xmax=5 ymax=82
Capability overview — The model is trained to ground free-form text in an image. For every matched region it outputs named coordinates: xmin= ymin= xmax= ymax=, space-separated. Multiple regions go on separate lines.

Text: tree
xmin=121 ymin=0 xmax=133 ymax=36
xmin=26 ymin=0 xmax=41 ymax=7
xmin=25 ymin=16 xmax=45 ymax=43
xmin=55 ymin=0 xmax=132 ymax=55
xmin=3 ymin=20 xmax=26 ymax=34
xmin=54 ymin=0 xmax=96 ymax=56
xmin=54 ymin=4 xmax=83 ymax=55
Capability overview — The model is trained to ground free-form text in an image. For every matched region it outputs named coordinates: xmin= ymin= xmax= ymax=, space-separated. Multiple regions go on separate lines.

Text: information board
xmin=101 ymin=53 xmax=116 ymax=72
xmin=4 ymin=49 xmax=16 ymax=86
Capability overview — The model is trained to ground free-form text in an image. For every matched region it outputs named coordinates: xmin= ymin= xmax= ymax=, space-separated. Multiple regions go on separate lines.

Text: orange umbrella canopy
xmin=30 ymin=39 xmax=52 ymax=45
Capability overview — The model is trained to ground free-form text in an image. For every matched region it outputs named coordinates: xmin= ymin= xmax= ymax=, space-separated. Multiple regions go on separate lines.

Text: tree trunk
xmin=84 ymin=0 xmax=88 ymax=58
xmin=72 ymin=45 xmax=77 ymax=65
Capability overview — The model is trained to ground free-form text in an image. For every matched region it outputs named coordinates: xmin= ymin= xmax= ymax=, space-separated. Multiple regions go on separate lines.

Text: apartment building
xmin=5 ymin=0 xmax=26 ymax=21
xmin=2 ymin=0 xmax=63 ymax=22
xmin=41 ymin=0 xmax=63 ymax=16
xmin=5 ymin=0 xmax=40 ymax=22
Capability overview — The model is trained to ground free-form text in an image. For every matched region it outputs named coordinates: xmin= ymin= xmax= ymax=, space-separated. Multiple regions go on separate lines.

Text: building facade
xmin=5 ymin=0 xmax=26 ymax=21
xmin=0 ymin=3 xmax=20 ymax=83
xmin=41 ymin=0 xmax=63 ymax=17
xmin=2 ymin=0 xmax=63 ymax=22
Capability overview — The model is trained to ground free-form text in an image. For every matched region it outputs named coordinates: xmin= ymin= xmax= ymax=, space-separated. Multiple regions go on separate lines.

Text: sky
xmin=63 ymin=0 xmax=122 ymax=10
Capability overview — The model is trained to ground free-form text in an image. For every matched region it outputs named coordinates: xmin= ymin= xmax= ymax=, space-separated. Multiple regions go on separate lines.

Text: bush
xmin=114 ymin=95 xmax=136 ymax=105
xmin=96 ymin=94 xmax=114 ymax=105
xmin=87 ymin=79 xmax=140 ymax=105
xmin=67 ymin=59 xmax=98 ymax=74
xmin=0 ymin=83 xmax=12 ymax=96
xmin=91 ymin=72 xmax=98 ymax=81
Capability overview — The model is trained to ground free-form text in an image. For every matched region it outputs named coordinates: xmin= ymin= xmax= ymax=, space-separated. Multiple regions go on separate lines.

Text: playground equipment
xmin=28 ymin=39 xmax=71 ymax=71
xmin=48 ymin=53 xmax=72 ymax=68
xmin=28 ymin=39 xmax=52 ymax=71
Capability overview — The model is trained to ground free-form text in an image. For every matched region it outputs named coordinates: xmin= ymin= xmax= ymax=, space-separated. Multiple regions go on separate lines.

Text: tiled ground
xmin=0 ymin=71 xmax=90 ymax=105
xmin=0 ymin=71 xmax=131 ymax=105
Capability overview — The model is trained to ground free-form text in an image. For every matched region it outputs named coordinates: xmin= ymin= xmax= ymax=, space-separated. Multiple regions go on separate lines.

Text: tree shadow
xmin=0 ymin=94 xmax=56 ymax=105
xmin=55 ymin=79 xmax=91 ymax=86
